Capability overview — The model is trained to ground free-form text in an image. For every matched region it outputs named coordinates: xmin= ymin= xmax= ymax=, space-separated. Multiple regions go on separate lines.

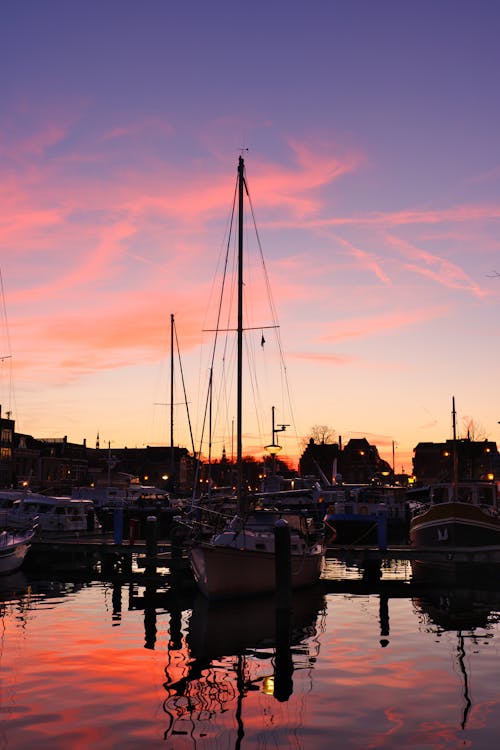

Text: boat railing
xmin=408 ymin=501 xmax=430 ymax=518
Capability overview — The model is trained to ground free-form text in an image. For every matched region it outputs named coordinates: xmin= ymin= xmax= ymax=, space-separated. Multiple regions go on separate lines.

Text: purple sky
xmin=1 ymin=1 xmax=500 ymax=470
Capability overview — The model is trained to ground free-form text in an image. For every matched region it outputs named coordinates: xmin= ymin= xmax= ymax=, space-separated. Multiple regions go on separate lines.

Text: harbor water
xmin=1 ymin=556 xmax=499 ymax=749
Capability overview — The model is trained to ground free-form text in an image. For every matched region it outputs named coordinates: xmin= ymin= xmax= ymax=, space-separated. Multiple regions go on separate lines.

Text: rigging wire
xmin=173 ymin=319 xmax=196 ymax=457
xmin=194 ymin=158 xmax=300 ymax=469
xmin=194 ymin=169 xmax=239 ymax=486
xmin=245 ymin=182 xmax=300 ymax=458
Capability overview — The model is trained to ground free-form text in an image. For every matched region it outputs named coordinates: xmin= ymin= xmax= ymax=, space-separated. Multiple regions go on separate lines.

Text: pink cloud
xmin=100 ymin=117 xmax=175 ymax=142
xmin=289 ymin=351 xmax=354 ymax=365
xmin=418 ymin=419 xmax=439 ymax=430
xmin=0 ymin=120 xmax=68 ymax=160
xmin=321 ymin=305 xmax=448 ymax=343
xmin=333 ymin=234 xmax=392 ymax=285
xmin=386 ymin=234 xmax=487 ymax=296
xmin=273 ymin=202 xmax=500 ymax=231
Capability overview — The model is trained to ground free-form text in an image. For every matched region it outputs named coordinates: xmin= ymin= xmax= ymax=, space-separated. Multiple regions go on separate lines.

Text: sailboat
xmin=189 ymin=156 xmax=325 ymax=600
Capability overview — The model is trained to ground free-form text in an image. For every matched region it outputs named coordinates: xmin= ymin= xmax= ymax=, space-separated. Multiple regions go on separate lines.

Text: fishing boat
xmin=189 ymin=156 xmax=325 ymax=599
xmin=409 ymin=398 xmax=500 ymax=548
xmin=0 ymin=526 xmax=36 ymax=574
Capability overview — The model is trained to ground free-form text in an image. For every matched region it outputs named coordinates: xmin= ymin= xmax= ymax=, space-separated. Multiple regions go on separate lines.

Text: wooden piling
xmin=377 ymin=507 xmax=388 ymax=551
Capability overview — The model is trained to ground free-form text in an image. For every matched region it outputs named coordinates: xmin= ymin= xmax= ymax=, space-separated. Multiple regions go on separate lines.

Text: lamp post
xmin=264 ymin=406 xmax=288 ymax=476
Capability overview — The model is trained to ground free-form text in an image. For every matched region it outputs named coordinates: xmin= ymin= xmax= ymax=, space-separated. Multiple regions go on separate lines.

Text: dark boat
xmin=409 ymin=479 xmax=500 ymax=547
xmin=409 ymin=399 xmax=500 ymax=549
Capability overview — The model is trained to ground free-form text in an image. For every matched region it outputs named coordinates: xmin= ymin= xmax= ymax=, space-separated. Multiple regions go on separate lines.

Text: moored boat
xmin=0 ymin=526 xmax=36 ymax=574
xmin=409 ymin=480 xmax=500 ymax=547
xmin=409 ymin=397 xmax=500 ymax=549
xmin=323 ymin=483 xmax=409 ymax=545
xmin=190 ymin=508 xmax=325 ymax=599
xmin=7 ymin=494 xmax=100 ymax=535
xmin=188 ymin=156 xmax=325 ymax=599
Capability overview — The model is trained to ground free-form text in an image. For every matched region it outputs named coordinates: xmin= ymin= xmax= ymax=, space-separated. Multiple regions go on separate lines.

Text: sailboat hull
xmin=190 ymin=543 xmax=325 ymax=600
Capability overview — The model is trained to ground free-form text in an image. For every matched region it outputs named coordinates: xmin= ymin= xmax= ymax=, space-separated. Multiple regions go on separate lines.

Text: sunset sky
xmin=2 ymin=1 xmax=500 ymax=472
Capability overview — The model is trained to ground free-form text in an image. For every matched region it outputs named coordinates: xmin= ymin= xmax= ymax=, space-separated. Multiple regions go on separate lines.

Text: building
xmin=299 ymin=436 xmax=392 ymax=484
xmin=0 ymin=406 xmax=14 ymax=486
xmin=412 ymin=438 xmax=500 ymax=484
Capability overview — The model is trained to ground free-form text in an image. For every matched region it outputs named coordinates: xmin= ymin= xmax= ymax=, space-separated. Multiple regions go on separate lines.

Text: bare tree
xmin=308 ymin=424 xmax=336 ymax=445
xmin=460 ymin=418 xmax=488 ymax=441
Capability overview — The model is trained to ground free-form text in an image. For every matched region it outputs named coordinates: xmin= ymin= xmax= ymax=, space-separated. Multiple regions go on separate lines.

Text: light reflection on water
xmin=0 ymin=561 xmax=499 ymax=749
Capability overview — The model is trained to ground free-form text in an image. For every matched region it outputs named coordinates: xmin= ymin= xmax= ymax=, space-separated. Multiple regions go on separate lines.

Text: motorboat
xmin=0 ymin=526 xmax=36 ymax=574
xmin=7 ymin=494 xmax=100 ymax=535
xmin=409 ymin=398 xmax=500 ymax=549
xmin=409 ymin=479 xmax=500 ymax=547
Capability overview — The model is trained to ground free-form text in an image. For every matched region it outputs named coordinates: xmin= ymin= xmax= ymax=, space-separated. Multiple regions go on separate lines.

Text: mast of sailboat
xmin=452 ymin=395 xmax=458 ymax=501
xmin=170 ymin=313 xmax=175 ymax=480
xmin=236 ymin=155 xmax=245 ymax=513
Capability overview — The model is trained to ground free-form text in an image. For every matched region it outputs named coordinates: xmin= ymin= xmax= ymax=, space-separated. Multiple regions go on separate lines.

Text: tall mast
xmin=452 ymin=395 xmax=458 ymax=500
xmin=237 ymin=155 xmax=244 ymax=510
xmin=170 ymin=313 xmax=175 ymax=480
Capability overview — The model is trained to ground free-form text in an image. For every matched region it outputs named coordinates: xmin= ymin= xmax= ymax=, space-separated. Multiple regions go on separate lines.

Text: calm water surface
xmin=1 ymin=557 xmax=499 ymax=749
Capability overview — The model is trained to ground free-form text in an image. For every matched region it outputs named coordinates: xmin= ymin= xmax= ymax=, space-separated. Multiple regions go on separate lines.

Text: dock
xmin=26 ymin=533 xmax=500 ymax=590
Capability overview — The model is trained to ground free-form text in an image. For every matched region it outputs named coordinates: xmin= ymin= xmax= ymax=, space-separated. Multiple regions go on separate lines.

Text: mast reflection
xmin=162 ymin=585 xmax=326 ymax=745
xmin=412 ymin=563 xmax=500 ymax=732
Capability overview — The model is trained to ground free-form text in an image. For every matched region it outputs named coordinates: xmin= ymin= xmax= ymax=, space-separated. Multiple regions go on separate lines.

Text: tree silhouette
xmin=308 ymin=425 xmax=336 ymax=445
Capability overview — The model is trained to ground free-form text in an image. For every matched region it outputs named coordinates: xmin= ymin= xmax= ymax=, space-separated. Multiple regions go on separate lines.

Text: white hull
xmin=190 ymin=543 xmax=324 ymax=600
xmin=0 ymin=529 xmax=34 ymax=575
xmin=7 ymin=496 xmax=100 ymax=534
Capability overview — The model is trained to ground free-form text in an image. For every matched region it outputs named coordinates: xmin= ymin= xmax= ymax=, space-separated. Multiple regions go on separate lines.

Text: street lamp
xmin=264 ymin=406 xmax=288 ymax=476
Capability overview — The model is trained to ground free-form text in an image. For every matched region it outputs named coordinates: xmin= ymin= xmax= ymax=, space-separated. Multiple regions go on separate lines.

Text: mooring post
xmin=274 ymin=519 xmax=293 ymax=700
xmin=377 ymin=505 xmax=387 ymax=552
xmin=274 ymin=519 xmax=292 ymax=611
xmin=113 ymin=507 xmax=124 ymax=545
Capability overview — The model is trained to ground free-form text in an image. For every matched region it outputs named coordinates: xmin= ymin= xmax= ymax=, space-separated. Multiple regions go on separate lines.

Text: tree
xmin=461 ymin=418 xmax=487 ymax=441
xmin=308 ymin=425 xmax=336 ymax=445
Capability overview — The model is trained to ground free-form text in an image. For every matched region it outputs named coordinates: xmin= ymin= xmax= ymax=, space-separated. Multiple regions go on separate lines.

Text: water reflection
xmin=1 ymin=562 xmax=500 ymax=749
xmin=412 ymin=571 xmax=500 ymax=734
xmin=161 ymin=586 xmax=326 ymax=744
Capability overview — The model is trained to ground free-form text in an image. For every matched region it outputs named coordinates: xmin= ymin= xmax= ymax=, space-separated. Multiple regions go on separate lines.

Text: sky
xmin=2 ymin=0 xmax=500 ymax=473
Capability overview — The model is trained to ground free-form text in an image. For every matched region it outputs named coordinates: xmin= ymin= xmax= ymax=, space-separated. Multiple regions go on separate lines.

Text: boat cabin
xmin=8 ymin=495 xmax=100 ymax=533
